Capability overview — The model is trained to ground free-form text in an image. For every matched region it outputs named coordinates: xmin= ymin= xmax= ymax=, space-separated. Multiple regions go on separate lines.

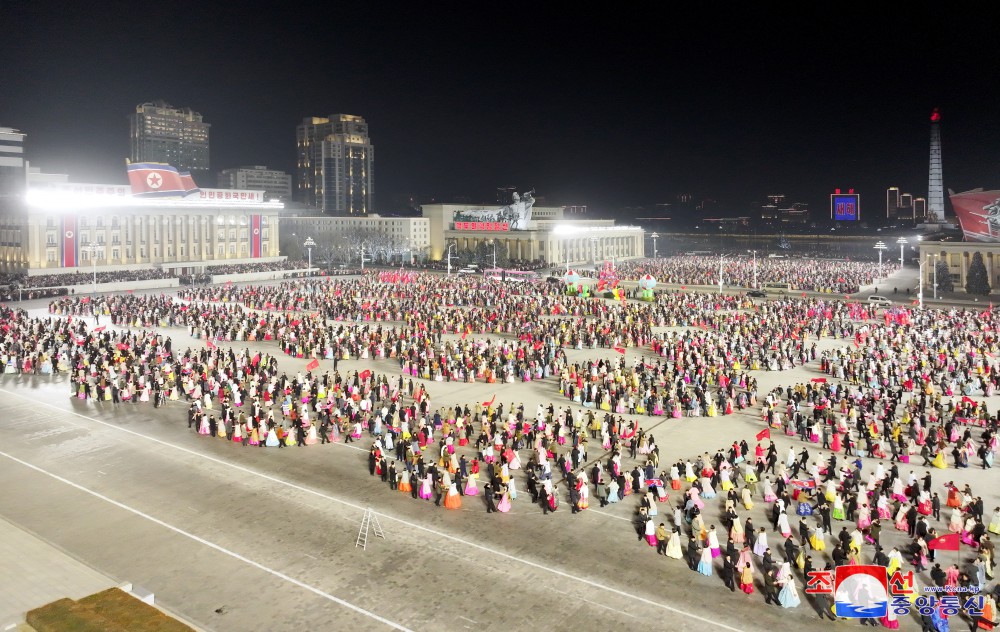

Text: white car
xmin=868 ymin=295 xmax=892 ymax=306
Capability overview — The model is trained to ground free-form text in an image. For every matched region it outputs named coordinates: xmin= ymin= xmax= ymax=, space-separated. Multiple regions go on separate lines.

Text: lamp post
xmin=650 ymin=232 xmax=658 ymax=259
xmin=918 ymin=259 xmax=926 ymax=309
xmin=896 ymin=237 xmax=908 ymax=267
xmin=932 ymin=253 xmax=939 ymax=300
xmin=718 ymin=255 xmax=725 ymax=294
xmin=490 ymin=239 xmax=497 ymax=272
xmin=446 ymin=242 xmax=456 ymax=276
xmin=85 ymin=242 xmax=98 ymax=295
xmin=749 ymin=249 xmax=758 ymax=288
xmin=874 ymin=241 xmax=887 ymax=280
xmin=303 ymin=236 xmax=316 ymax=274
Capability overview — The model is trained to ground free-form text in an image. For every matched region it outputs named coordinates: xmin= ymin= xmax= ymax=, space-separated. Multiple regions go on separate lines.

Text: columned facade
xmin=919 ymin=241 xmax=1000 ymax=292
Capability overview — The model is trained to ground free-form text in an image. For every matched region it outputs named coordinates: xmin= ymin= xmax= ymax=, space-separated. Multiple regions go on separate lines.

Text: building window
xmin=47 ymin=250 xmax=56 ymax=263
xmin=229 ymin=244 xmax=236 ymax=255
xmin=140 ymin=247 xmax=146 ymax=258
xmin=46 ymin=233 xmax=57 ymax=246
xmin=46 ymin=217 xmax=56 ymax=228
xmin=112 ymin=249 xmax=119 ymax=260
xmin=217 ymin=244 xmax=224 ymax=256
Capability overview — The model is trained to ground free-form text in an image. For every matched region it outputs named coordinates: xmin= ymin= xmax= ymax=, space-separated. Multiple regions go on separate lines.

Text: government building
xmin=0 ymin=168 xmax=282 ymax=276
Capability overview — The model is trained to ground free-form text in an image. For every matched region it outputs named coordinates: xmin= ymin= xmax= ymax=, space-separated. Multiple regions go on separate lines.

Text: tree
xmin=934 ymin=260 xmax=953 ymax=293
xmin=966 ymin=251 xmax=991 ymax=296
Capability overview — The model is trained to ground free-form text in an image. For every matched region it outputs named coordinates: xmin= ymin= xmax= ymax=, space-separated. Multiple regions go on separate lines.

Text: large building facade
xmin=422 ymin=203 xmax=644 ymax=265
xmin=218 ymin=165 xmax=292 ymax=201
xmin=296 ymin=114 xmax=374 ymax=216
xmin=280 ymin=214 xmax=430 ymax=264
xmin=3 ymin=174 xmax=282 ymax=275
xmin=129 ymin=101 xmax=211 ymax=174
xmin=0 ymin=127 xmax=27 ymax=200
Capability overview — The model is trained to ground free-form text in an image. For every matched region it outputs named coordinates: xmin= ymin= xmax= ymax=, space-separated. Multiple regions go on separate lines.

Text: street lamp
xmin=84 ymin=242 xmax=98 ymax=295
xmin=490 ymin=239 xmax=497 ymax=271
xmin=931 ymin=253 xmax=940 ymax=300
xmin=918 ymin=259 xmax=926 ymax=309
xmin=896 ymin=237 xmax=907 ymax=267
xmin=718 ymin=255 xmax=725 ymax=294
xmin=303 ymin=236 xmax=316 ymax=274
xmin=874 ymin=241 xmax=887 ymax=280
xmin=446 ymin=242 xmax=456 ymax=276
xmin=748 ymin=249 xmax=758 ymax=289
xmin=650 ymin=232 xmax=659 ymax=259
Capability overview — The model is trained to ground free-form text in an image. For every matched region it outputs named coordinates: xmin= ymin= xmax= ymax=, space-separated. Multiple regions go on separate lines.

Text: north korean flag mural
xmin=126 ymin=162 xmax=187 ymax=198
xmin=61 ymin=215 xmax=78 ymax=267
xmin=251 ymin=214 xmax=262 ymax=258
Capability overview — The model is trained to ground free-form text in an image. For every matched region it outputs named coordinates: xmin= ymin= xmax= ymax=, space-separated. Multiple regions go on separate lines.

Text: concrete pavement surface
xmin=1 ymin=268 xmax=998 ymax=632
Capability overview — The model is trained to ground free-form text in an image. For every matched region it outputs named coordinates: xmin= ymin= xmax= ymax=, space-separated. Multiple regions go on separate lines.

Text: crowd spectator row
xmin=614 ymin=256 xmax=898 ymax=294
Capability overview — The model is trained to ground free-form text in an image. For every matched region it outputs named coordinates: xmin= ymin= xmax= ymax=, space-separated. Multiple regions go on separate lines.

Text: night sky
xmin=3 ymin=3 xmax=999 ymax=214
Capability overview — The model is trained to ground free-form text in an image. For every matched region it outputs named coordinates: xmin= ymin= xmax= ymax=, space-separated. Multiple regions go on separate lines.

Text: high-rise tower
xmin=296 ymin=114 xmax=374 ymax=215
xmin=927 ymin=108 xmax=944 ymax=223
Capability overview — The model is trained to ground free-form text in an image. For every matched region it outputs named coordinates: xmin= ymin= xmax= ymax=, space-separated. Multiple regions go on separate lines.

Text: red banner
xmin=926 ymin=533 xmax=960 ymax=551
xmin=756 ymin=428 xmax=770 ymax=441
xmin=306 ymin=359 xmax=319 ymax=371
xmin=251 ymin=214 xmax=262 ymax=258
xmin=61 ymin=215 xmax=77 ymax=267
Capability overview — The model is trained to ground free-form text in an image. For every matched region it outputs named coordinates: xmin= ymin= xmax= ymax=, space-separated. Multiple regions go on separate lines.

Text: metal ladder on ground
xmin=355 ymin=507 xmax=385 ymax=550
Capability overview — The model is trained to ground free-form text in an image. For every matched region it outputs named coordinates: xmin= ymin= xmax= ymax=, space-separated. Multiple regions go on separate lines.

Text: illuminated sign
xmin=831 ymin=193 xmax=860 ymax=221
xmin=454 ymin=221 xmax=510 ymax=231
xmin=196 ymin=189 xmax=264 ymax=203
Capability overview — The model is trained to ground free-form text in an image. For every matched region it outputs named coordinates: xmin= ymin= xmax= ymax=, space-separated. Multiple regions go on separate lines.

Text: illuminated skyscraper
xmin=886 ymin=187 xmax=900 ymax=219
xmin=129 ymin=101 xmax=210 ymax=173
xmin=296 ymin=114 xmax=374 ymax=215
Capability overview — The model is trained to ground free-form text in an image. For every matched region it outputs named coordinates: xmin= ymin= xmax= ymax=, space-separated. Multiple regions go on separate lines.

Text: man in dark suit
xmin=687 ymin=536 xmax=701 ymax=571
xmin=721 ymin=553 xmax=736 ymax=592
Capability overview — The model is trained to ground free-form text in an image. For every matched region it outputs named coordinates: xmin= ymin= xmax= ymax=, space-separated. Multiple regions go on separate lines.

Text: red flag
xmin=482 ymin=394 xmax=496 ymax=407
xmin=461 ymin=330 xmax=468 ymax=340
xmin=790 ymin=479 xmax=816 ymax=489
xmin=93 ymin=326 xmax=105 ymax=332
xmin=755 ymin=428 xmax=770 ymax=441
xmin=926 ymin=533 xmax=960 ymax=551
xmin=360 ymin=369 xmax=372 ymax=381
xmin=305 ymin=359 xmax=320 ymax=371
xmin=533 ymin=341 xmax=544 ymax=351
xmin=206 ymin=339 xmax=216 ymax=350
xmin=81 ymin=297 xmax=90 ymax=303
xmin=810 ymin=377 xmax=827 ymax=383
xmin=613 ymin=346 xmax=625 ymax=354
xmin=116 ymin=343 xmax=128 ymax=351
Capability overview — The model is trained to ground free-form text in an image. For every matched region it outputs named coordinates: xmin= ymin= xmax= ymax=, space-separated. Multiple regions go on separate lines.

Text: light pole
xmin=490 ymin=239 xmax=497 ymax=272
xmin=918 ymin=259 xmax=926 ymax=309
xmin=896 ymin=237 xmax=907 ymax=267
xmin=874 ymin=241 xmax=887 ymax=281
xmin=650 ymin=232 xmax=658 ymax=259
xmin=749 ymin=249 xmax=758 ymax=288
xmin=932 ymin=253 xmax=939 ymax=300
xmin=446 ymin=242 xmax=456 ymax=276
xmin=303 ymin=236 xmax=316 ymax=274
xmin=718 ymin=255 xmax=725 ymax=294
xmin=85 ymin=242 xmax=98 ymax=295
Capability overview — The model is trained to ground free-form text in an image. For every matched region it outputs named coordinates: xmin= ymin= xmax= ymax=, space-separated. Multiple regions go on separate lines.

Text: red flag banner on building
xmin=250 ymin=214 xmax=263 ymax=258
xmin=756 ymin=428 xmax=771 ymax=441
xmin=61 ymin=215 xmax=78 ymax=267
xmin=126 ymin=162 xmax=187 ymax=197
xmin=926 ymin=533 xmax=961 ymax=551
xmin=178 ymin=171 xmax=200 ymax=196
xmin=305 ymin=359 xmax=320 ymax=371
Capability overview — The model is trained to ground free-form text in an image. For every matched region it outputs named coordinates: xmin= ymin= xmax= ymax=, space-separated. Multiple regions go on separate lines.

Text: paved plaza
xmin=1 ymin=269 xmax=998 ymax=632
